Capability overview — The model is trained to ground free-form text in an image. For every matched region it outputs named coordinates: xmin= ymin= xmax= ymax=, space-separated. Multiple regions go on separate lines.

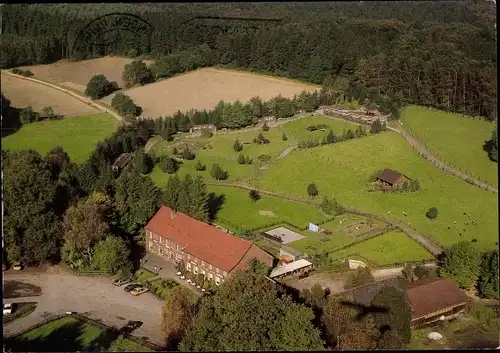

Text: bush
xmin=19 ymin=106 xmax=39 ymax=124
xmin=237 ymin=154 xmax=246 ymax=164
xmin=111 ymin=92 xmax=141 ymax=118
xmin=255 ymin=132 xmax=270 ymax=144
xmin=257 ymin=154 xmax=271 ymax=162
xmin=307 ymin=183 xmax=318 ymax=198
xmin=249 ymin=189 xmax=260 ymax=202
xmin=122 ymin=60 xmax=153 ymax=88
xmin=160 ymin=156 xmax=179 ymax=174
xmin=194 ymin=160 xmax=206 ymax=171
xmin=201 ymin=130 xmax=213 ymax=138
xmin=210 ymin=164 xmax=228 ymax=180
xmin=298 ymin=139 xmax=320 ymax=149
xmin=84 ymin=74 xmax=118 ymax=99
xmin=233 ymin=139 xmax=243 ymax=152
xmin=182 ymin=148 xmax=196 ymax=160
xmin=22 ymin=70 xmax=34 ymax=77
xmin=10 ymin=68 xmax=24 ymax=75
xmin=282 ymin=132 xmax=288 ymax=141
xmin=320 ymin=197 xmax=343 ymax=216
xmin=245 ymin=156 xmax=253 ymax=164
xmin=262 ymin=122 xmax=269 ymax=131
xmin=426 ymin=207 xmax=438 ymax=219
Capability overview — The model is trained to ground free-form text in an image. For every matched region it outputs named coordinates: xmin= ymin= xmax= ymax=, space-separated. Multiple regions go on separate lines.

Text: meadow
xmin=252 ymin=131 xmax=499 ymax=251
xmin=1 ymin=71 xmax=99 ymax=117
xmin=149 ymin=115 xmax=360 ymax=185
xmin=331 ymin=230 xmax=434 ymax=266
xmin=5 ymin=316 xmax=151 ymax=352
xmin=401 ymin=105 xmax=498 ymax=186
xmin=103 ymin=67 xmax=319 ymax=118
xmin=205 ymin=185 xmax=330 ymax=231
xmin=2 ymin=113 xmax=119 ymax=164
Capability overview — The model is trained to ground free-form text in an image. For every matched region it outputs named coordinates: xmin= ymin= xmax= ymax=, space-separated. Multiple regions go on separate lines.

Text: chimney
xmin=170 ymin=209 xmax=177 ymax=219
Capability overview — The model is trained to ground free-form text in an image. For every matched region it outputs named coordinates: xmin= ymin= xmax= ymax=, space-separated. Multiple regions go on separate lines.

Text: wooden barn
xmin=376 ymin=168 xmax=411 ymax=188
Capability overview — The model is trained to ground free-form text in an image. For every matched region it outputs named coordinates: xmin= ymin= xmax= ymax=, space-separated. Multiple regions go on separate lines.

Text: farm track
xmin=205 ymin=181 xmax=444 ymax=256
xmin=1 ymin=71 xmax=123 ymax=122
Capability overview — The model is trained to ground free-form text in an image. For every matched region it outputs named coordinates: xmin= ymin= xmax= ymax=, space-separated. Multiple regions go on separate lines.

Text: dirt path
xmin=1 ymin=70 xmax=123 ymax=122
xmin=206 ymin=182 xmax=444 ymax=256
xmin=388 ymin=123 xmax=498 ymax=194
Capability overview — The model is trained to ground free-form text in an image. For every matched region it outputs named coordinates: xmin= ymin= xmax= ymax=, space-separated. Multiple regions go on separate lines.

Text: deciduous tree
xmin=307 ymin=183 xmax=318 ymax=198
xmin=344 ymin=267 xmax=374 ymax=289
xmin=92 ymin=236 xmax=132 ymax=276
xmin=477 ymin=251 xmax=498 ymax=299
xmin=439 ymin=241 xmax=480 ymax=289
xmin=162 ymin=286 xmax=197 ymax=350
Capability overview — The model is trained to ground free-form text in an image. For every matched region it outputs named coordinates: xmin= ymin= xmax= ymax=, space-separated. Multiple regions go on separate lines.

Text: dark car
xmin=124 ymin=283 xmax=140 ymax=292
xmin=122 ymin=321 xmax=143 ymax=334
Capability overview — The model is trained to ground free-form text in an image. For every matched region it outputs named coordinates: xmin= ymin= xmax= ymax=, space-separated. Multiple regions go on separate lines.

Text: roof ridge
xmin=228 ymin=242 xmax=254 ymax=273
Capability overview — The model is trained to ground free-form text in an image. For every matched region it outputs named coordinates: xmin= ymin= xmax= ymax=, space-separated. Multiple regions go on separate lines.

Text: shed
xmin=269 ymin=259 xmax=313 ymax=279
xmin=190 ymin=124 xmax=217 ymax=134
xmin=112 ymin=153 xmax=132 ymax=172
xmin=404 ymin=277 xmax=469 ymax=328
xmin=376 ymin=169 xmax=411 ymax=187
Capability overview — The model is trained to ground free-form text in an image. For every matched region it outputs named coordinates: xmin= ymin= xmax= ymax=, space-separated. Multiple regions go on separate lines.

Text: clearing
xmin=401 ymin=106 xmax=498 ymax=187
xmin=5 ymin=315 xmax=152 ymax=352
xmin=19 ymin=56 xmax=153 ymax=92
xmin=252 ymin=131 xmax=499 ymax=251
xmin=103 ymin=67 xmax=320 ymax=118
xmin=331 ymin=230 xmax=434 ymax=266
xmin=1 ymin=72 xmax=99 ymax=116
xmin=2 ymin=113 xmax=119 ymax=164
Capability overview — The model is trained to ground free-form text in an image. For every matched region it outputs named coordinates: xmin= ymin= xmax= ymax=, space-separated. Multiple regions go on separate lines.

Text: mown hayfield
xmin=1 ymin=72 xmax=99 ymax=116
xmin=150 ymin=115 xmax=360 ymax=185
xmin=401 ymin=105 xmax=498 ymax=186
xmin=103 ymin=67 xmax=320 ymax=118
xmin=205 ymin=185 xmax=330 ymax=232
xmin=252 ymin=131 xmax=498 ymax=251
xmin=2 ymin=113 xmax=119 ymax=164
xmin=331 ymin=230 xmax=434 ymax=266
xmin=19 ymin=56 xmax=153 ymax=92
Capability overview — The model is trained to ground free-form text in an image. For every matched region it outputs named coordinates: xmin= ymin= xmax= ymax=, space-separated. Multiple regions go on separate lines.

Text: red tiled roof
xmin=231 ymin=243 xmax=274 ymax=274
xmin=404 ymin=277 xmax=469 ymax=319
xmin=145 ymin=206 xmax=259 ymax=272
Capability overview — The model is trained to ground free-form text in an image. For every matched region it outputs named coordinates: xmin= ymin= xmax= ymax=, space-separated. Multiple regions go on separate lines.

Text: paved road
xmin=388 ymin=122 xmax=498 ymax=194
xmin=205 ymin=182 xmax=444 ymax=256
xmin=3 ymin=266 xmax=164 ymax=346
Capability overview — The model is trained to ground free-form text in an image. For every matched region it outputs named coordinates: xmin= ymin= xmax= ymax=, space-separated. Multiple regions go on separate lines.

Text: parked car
xmin=3 ymin=303 xmax=13 ymax=315
xmin=112 ymin=278 xmax=131 ymax=287
xmin=122 ymin=321 xmax=143 ymax=334
xmin=13 ymin=262 xmax=22 ymax=271
xmin=130 ymin=287 xmax=149 ymax=296
xmin=123 ymin=284 xmax=140 ymax=292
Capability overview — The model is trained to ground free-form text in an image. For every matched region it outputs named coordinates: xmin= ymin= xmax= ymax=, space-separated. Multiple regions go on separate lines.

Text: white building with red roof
xmin=145 ymin=206 xmax=274 ymax=285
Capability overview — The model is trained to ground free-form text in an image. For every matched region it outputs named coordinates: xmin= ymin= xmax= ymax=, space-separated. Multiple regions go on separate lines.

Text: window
xmin=149 ymin=232 xmax=152 ymax=239
xmin=170 ymin=253 xmax=174 ymax=260
xmin=201 ymin=269 xmax=206 ymax=276
xmin=208 ymin=273 xmax=213 ymax=280
xmin=209 ymin=264 xmax=212 ymax=270
xmin=194 ymin=266 xmax=198 ymax=275
xmin=148 ymin=242 xmax=153 ymax=250
xmin=215 ymin=276 xmax=221 ymax=285
xmin=186 ymin=263 xmax=191 ymax=271
xmin=159 ymin=247 xmax=163 ymax=255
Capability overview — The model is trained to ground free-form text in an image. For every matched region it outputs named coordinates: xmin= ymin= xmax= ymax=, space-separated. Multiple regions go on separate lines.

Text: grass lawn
xmin=331 ymin=230 xmax=434 ymax=266
xmin=288 ymin=215 xmax=389 ymax=257
xmin=3 ymin=302 xmax=37 ymax=325
xmin=207 ymin=184 xmax=330 ymax=231
xmin=205 ymin=185 xmax=330 ymax=232
xmin=2 ymin=113 xmax=119 ymax=164
xmin=6 ymin=316 xmax=153 ymax=352
xmin=145 ymin=278 xmax=179 ymax=299
xmin=252 ymin=131 xmax=498 ymax=251
xmin=108 ymin=337 xmax=152 ymax=352
xmin=134 ymin=268 xmax=156 ymax=283
xmin=281 ymin=115 xmax=361 ymax=142
xmin=401 ymin=105 xmax=498 ymax=186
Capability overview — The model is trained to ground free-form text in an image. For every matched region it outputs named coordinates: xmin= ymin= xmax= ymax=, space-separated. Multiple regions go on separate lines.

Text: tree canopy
xmin=439 ymin=241 xmax=481 ymax=289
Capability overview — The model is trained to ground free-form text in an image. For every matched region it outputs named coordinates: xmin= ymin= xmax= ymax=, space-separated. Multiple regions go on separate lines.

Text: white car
xmin=3 ymin=303 xmax=13 ymax=315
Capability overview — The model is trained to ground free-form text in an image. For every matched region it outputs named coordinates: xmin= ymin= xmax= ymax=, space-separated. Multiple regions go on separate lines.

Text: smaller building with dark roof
xmin=376 ymin=168 xmax=411 ymax=188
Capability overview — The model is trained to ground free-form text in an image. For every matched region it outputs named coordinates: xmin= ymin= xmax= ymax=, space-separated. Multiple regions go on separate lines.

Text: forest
xmin=0 ymin=1 xmax=496 ymax=119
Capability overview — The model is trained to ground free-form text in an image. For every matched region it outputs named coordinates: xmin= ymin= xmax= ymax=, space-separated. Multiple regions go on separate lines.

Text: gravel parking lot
xmin=3 ymin=266 xmax=164 ymax=346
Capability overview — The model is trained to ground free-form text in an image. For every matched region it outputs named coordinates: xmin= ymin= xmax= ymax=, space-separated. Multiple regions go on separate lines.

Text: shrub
xmin=237 ymin=154 xmax=246 ymax=165
xmin=320 ymin=197 xmax=343 ymax=216
xmin=22 ymin=70 xmax=34 ymax=77
xmin=257 ymin=154 xmax=271 ymax=162
xmin=307 ymin=183 xmax=318 ymax=198
xmin=210 ymin=164 xmax=228 ymax=180
xmin=282 ymin=132 xmax=288 ymax=141
xmin=426 ymin=207 xmax=438 ymax=219
xmin=201 ymin=130 xmax=213 ymax=138
xmin=111 ymin=92 xmax=141 ymax=118
xmin=194 ymin=160 xmax=206 ymax=171
xmin=10 ymin=68 xmax=23 ymax=75
xmin=245 ymin=156 xmax=253 ymax=164
xmin=182 ymin=148 xmax=196 ymax=160
xmin=298 ymin=139 xmax=320 ymax=149
xmin=262 ymin=122 xmax=269 ymax=131
xmin=19 ymin=106 xmax=39 ymax=124
xmin=233 ymin=139 xmax=243 ymax=152
xmin=255 ymin=132 xmax=270 ymax=144
xmin=84 ymin=74 xmax=118 ymax=99
xmin=249 ymin=190 xmax=260 ymax=202
xmin=160 ymin=156 xmax=179 ymax=174
xmin=122 ymin=60 xmax=153 ymax=88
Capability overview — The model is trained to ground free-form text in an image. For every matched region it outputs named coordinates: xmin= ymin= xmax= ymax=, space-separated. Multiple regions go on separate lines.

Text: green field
xmin=288 ymin=215 xmax=389 ymax=256
xmin=206 ymin=185 xmax=330 ymax=231
xmin=252 ymin=131 xmax=498 ymax=251
xmin=5 ymin=316 xmax=152 ymax=352
xmin=401 ymin=105 xmax=498 ymax=186
xmin=149 ymin=115 xmax=360 ymax=185
xmin=2 ymin=113 xmax=119 ymax=164
xmin=331 ymin=230 xmax=434 ymax=266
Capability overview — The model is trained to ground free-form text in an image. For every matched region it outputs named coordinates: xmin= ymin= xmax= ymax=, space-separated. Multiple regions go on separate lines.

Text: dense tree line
xmin=1 ymin=2 xmax=495 ymax=119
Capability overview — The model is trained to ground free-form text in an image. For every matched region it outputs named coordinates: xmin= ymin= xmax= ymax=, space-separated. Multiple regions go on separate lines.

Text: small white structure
xmin=427 ymin=332 xmax=443 ymax=341
xmin=269 ymin=259 xmax=313 ymax=279
xmin=347 ymin=259 xmax=367 ymax=269
xmin=308 ymin=223 xmax=319 ymax=232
